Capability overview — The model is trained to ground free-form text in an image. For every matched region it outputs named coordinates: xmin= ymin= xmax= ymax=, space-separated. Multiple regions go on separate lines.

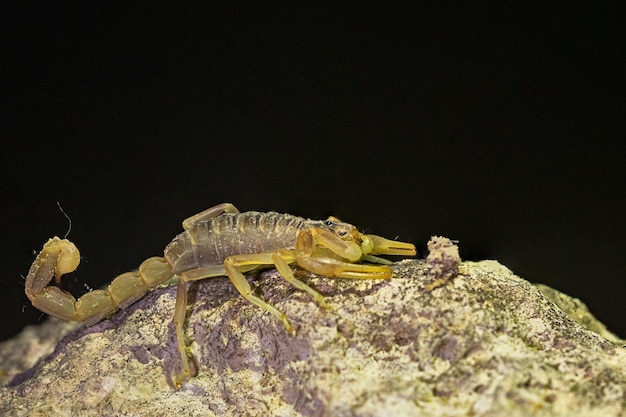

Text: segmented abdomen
xmin=164 ymin=211 xmax=306 ymax=274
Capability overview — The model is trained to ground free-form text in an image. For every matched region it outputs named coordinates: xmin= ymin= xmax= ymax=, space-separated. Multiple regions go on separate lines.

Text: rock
xmin=1 ymin=259 xmax=625 ymax=416
xmin=424 ymin=235 xmax=461 ymax=290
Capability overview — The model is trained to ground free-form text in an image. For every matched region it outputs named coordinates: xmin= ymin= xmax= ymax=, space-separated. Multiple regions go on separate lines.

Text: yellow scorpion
xmin=25 ymin=203 xmax=416 ymax=386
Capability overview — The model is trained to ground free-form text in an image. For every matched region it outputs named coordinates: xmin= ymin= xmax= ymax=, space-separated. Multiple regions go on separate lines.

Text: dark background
xmin=1 ymin=3 xmax=624 ymax=342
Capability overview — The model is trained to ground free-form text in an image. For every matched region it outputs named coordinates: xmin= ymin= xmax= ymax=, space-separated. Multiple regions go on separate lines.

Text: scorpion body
xmin=166 ymin=211 xmax=313 ymax=274
xmin=24 ymin=203 xmax=416 ymax=387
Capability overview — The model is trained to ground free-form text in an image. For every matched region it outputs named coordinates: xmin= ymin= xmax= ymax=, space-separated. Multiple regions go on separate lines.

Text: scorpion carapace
xmin=24 ymin=203 xmax=416 ymax=387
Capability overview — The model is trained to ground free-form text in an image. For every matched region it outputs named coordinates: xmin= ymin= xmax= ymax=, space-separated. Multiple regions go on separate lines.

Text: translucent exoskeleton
xmin=24 ymin=203 xmax=416 ymax=387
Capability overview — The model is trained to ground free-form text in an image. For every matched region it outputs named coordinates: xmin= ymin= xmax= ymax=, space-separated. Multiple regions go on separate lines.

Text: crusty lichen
xmin=424 ymin=235 xmax=461 ymax=290
xmin=1 ymin=258 xmax=624 ymax=416
xmin=535 ymin=283 xmax=621 ymax=343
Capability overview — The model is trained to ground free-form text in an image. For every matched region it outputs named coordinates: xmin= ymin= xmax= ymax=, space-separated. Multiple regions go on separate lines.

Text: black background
xmin=1 ymin=3 xmax=624 ymax=342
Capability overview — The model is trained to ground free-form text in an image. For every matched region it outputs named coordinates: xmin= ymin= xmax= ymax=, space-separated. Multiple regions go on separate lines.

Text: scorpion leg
xmin=173 ymin=252 xmax=302 ymax=387
xmin=179 ymin=255 xmax=295 ymax=333
xmin=224 ymin=254 xmax=295 ymax=333
xmin=272 ymin=249 xmax=330 ymax=309
xmin=173 ymin=278 xmax=193 ymax=388
xmin=174 ymin=203 xmax=242 ymax=384
xmin=182 ymin=203 xmax=239 ymax=233
xmin=177 ymin=250 xmax=329 ymax=333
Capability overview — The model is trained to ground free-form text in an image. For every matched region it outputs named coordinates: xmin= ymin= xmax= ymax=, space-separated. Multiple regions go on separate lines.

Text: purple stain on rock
xmin=435 ymin=336 xmax=458 ymax=362
xmin=129 ymin=346 xmax=152 ymax=364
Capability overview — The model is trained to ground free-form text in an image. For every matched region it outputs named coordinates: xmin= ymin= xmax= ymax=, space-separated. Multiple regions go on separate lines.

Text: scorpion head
xmin=297 ymin=214 xmax=416 ymax=277
xmin=321 ymin=216 xmax=358 ymax=239
xmin=317 ymin=216 xmax=416 ymax=261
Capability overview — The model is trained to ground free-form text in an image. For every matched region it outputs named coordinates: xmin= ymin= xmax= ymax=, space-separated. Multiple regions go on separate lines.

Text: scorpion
xmin=24 ymin=203 xmax=416 ymax=387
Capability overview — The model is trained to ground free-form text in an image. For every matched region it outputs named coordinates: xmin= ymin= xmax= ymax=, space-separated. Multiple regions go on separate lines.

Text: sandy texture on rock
xmin=1 ymin=259 xmax=625 ymax=416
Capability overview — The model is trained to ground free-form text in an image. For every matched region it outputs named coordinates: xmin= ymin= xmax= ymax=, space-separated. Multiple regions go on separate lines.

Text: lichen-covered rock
xmin=424 ymin=235 xmax=461 ymax=290
xmin=535 ymin=283 xmax=621 ymax=343
xmin=1 ymin=260 xmax=624 ymax=416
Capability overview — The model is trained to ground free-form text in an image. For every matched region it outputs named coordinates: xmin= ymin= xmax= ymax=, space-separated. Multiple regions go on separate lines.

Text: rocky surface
xmin=1 ymin=251 xmax=625 ymax=416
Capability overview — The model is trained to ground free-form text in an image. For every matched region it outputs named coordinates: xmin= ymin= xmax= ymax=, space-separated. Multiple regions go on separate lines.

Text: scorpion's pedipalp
xmin=297 ymin=254 xmax=393 ymax=279
xmin=359 ymin=254 xmax=394 ymax=265
xmin=295 ymin=228 xmax=394 ymax=279
xmin=308 ymin=228 xmax=362 ymax=262
xmin=365 ymin=234 xmax=417 ymax=256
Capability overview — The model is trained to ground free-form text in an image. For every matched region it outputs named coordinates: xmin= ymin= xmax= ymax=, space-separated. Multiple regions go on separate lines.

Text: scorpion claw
xmin=364 ymin=234 xmax=417 ymax=256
